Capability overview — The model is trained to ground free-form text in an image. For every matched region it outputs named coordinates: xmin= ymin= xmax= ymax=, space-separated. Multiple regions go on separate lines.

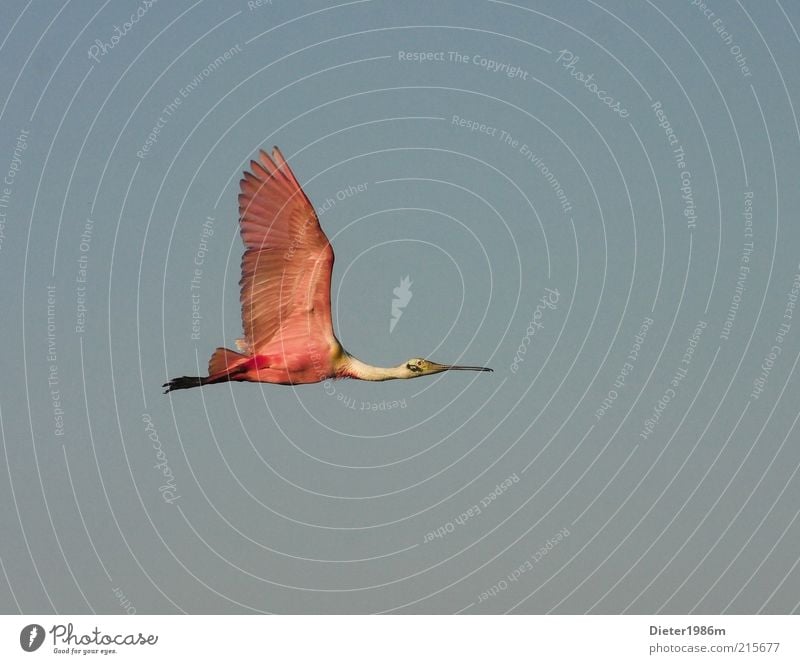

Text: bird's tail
xmin=163 ymin=346 xmax=249 ymax=394
xmin=207 ymin=346 xmax=248 ymax=375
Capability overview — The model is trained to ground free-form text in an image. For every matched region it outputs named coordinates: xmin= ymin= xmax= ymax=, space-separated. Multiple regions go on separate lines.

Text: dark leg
xmin=162 ymin=375 xmax=209 ymax=393
xmin=163 ymin=364 xmax=247 ymax=394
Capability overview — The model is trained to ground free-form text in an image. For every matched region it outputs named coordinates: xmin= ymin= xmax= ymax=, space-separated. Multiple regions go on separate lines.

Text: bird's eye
xmin=407 ymin=363 xmax=422 ymax=373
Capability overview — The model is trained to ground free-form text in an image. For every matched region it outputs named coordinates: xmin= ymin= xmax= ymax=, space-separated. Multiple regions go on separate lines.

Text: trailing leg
xmin=162 ymin=375 xmax=210 ymax=393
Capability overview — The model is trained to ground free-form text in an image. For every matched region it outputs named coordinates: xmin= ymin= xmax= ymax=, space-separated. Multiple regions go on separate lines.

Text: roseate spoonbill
xmin=163 ymin=147 xmax=491 ymax=393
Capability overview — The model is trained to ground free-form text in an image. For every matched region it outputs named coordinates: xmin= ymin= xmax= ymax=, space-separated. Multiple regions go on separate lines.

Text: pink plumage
xmin=164 ymin=147 xmax=491 ymax=393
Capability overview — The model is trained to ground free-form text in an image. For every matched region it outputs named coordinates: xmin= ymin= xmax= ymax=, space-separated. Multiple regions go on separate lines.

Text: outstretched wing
xmin=238 ymin=147 xmax=335 ymax=355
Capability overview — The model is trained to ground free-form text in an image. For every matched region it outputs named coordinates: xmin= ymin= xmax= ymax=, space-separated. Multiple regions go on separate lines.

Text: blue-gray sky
xmin=1 ymin=0 xmax=799 ymax=614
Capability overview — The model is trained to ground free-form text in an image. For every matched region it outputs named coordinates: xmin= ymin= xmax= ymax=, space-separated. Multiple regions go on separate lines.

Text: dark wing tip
xmin=260 ymin=147 xmax=274 ymax=163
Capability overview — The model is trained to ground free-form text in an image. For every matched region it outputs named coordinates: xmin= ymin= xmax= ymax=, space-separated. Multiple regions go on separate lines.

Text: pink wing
xmin=238 ymin=147 xmax=336 ymax=358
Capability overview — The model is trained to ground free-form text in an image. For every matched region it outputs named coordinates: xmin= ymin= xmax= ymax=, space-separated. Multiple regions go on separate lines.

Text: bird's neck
xmin=339 ymin=354 xmax=405 ymax=381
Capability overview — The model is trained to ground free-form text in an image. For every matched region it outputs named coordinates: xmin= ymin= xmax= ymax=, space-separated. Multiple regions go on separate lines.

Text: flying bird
xmin=163 ymin=147 xmax=491 ymax=393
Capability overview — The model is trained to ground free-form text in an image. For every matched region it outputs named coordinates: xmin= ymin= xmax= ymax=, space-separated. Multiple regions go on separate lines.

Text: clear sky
xmin=1 ymin=0 xmax=799 ymax=614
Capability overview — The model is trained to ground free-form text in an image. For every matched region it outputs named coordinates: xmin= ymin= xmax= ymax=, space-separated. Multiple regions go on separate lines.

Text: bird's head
xmin=400 ymin=357 xmax=493 ymax=378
